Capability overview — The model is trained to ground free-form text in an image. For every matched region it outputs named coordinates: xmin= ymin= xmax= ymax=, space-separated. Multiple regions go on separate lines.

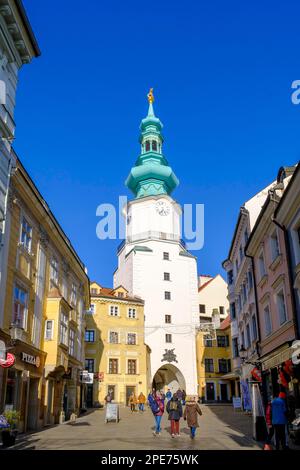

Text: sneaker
xmin=176 ymin=433 xmax=180 ymax=437
xmin=171 ymin=434 xmax=175 ymax=438
xmin=153 ymin=431 xmax=157 ymax=436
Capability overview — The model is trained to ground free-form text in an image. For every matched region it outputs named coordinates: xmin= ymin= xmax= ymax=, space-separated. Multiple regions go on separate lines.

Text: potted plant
xmin=0 ymin=410 xmax=20 ymax=447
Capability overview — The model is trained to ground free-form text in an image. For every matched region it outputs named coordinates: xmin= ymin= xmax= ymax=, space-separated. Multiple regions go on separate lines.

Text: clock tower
xmin=114 ymin=90 xmax=198 ymax=395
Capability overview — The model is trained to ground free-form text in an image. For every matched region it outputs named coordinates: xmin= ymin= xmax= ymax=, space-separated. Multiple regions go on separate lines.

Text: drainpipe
xmin=272 ymin=217 xmax=299 ymax=340
xmin=244 ymin=252 xmax=262 ymax=356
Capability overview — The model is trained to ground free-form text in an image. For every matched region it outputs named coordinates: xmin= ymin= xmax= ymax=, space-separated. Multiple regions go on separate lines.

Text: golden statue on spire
xmin=147 ymin=88 xmax=154 ymax=103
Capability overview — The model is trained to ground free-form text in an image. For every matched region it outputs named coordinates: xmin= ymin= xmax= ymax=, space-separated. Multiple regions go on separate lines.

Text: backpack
xmin=170 ymin=400 xmax=178 ymax=411
xmin=148 ymin=395 xmax=160 ymax=414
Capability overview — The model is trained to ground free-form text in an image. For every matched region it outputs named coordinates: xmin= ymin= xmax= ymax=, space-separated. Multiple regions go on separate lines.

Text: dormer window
xmin=152 ymin=140 xmax=157 ymax=151
xmin=118 ymin=292 xmax=124 ymax=298
xmin=145 ymin=141 xmax=150 ymax=152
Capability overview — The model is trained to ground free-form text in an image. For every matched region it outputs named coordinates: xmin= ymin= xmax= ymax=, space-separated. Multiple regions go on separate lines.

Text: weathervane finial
xmin=147 ymin=88 xmax=154 ymax=104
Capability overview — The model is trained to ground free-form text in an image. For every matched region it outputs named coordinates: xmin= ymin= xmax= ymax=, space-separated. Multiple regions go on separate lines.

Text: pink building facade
xmin=246 ymin=168 xmax=299 ymax=405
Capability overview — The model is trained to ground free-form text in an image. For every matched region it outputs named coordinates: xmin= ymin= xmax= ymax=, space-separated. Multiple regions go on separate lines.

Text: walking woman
xmin=149 ymin=392 xmax=164 ymax=436
xmin=183 ymin=396 xmax=202 ymax=439
xmin=166 ymin=392 xmax=183 ymax=437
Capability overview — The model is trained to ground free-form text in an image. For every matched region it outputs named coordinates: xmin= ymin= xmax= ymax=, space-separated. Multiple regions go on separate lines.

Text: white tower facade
xmin=113 ymin=92 xmax=198 ymax=394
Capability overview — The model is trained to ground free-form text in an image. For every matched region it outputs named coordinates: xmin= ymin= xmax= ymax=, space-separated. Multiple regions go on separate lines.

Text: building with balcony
xmin=85 ymin=282 xmax=150 ymax=406
xmin=0 ymin=0 xmax=40 ymax=329
xmin=0 ymin=154 xmax=90 ymax=430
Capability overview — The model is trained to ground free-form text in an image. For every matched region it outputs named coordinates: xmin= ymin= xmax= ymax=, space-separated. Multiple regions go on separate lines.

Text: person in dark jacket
xmin=166 ymin=392 xmax=183 ymax=437
xmin=271 ymin=392 xmax=288 ymax=450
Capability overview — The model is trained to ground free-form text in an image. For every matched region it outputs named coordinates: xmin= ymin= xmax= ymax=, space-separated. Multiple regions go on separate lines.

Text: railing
xmin=117 ymin=232 xmax=185 ymax=253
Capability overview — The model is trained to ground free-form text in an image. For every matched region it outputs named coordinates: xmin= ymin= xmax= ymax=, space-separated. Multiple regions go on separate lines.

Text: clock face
xmin=155 ymin=200 xmax=170 ymax=216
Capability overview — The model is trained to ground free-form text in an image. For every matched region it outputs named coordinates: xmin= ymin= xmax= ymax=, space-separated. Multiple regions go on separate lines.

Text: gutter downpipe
xmin=244 ymin=252 xmax=262 ymax=357
xmin=272 ymin=217 xmax=300 ymax=341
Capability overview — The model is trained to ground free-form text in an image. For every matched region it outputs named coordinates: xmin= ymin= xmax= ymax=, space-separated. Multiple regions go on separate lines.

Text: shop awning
xmin=261 ymin=344 xmax=292 ymax=371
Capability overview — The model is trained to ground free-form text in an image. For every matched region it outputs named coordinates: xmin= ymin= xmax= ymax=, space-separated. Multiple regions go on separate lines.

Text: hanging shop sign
xmin=94 ymin=372 xmax=104 ymax=382
xmin=0 ymin=352 xmax=16 ymax=368
xmin=251 ymin=367 xmax=262 ymax=383
xmin=80 ymin=370 xmax=94 ymax=384
xmin=21 ymin=352 xmax=40 ymax=368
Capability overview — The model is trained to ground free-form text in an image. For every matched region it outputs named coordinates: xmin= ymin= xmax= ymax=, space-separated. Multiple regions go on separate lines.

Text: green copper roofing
xmin=125 ymin=96 xmax=179 ymax=199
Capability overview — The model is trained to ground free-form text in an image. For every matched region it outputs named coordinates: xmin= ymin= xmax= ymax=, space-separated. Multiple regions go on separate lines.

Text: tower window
xmin=152 ymin=140 xmax=157 ymax=151
xmin=199 ymin=304 xmax=206 ymax=314
xmin=145 ymin=141 xmax=150 ymax=152
xmin=164 ymin=272 xmax=170 ymax=281
xmin=165 ymin=334 xmax=172 ymax=343
xmin=165 ymin=291 xmax=171 ymax=300
xmin=163 ymin=252 xmax=169 ymax=260
xmin=165 ymin=315 xmax=171 ymax=324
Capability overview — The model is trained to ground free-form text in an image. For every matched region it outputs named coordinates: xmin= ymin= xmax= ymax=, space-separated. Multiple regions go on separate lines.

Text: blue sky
xmin=14 ymin=0 xmax=300 ymax=286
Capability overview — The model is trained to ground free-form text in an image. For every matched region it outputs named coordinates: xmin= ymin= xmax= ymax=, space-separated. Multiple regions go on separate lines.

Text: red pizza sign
xmin=0 ymin=353 xmax=16 ymax=368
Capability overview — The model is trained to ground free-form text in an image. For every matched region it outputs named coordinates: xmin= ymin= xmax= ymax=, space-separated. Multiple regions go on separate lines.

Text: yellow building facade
xmin=197 ymin=316 xmax=238 ymax=402
xmin=84 ymin=282 xmax=150 ymax=406
xmin=0 ymin=154 xmax=90 ymax=430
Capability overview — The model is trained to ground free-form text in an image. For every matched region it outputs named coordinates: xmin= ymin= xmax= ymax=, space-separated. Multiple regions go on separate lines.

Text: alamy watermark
xmin=291 ymin=80 xmax=300 ymax=104
xmin=96 ymin=196 xmax=205 ymax=251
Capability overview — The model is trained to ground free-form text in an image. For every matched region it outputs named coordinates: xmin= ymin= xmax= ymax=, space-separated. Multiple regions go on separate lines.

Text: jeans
xmin=171 ymin=419 xmax=180 ymax=435
xmin=139 ymin=403 xmax=144 ymax=411
xmin=190 ymin=426 xmax=196 ymax=438
xmin=154 ymin=415 xmax=162 ymax=433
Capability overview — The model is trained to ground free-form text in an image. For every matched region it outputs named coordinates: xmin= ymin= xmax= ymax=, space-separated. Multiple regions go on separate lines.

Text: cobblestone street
xmin=5 ymin=405 xmax=262 ymax=450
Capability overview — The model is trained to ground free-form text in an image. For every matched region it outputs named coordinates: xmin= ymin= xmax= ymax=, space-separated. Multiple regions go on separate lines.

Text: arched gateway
xmin=152 ymin=364 xmax=186 ymax=394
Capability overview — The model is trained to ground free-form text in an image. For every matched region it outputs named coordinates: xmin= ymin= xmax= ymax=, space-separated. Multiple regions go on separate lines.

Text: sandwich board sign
xmin=105 ymin=403 xmax=119 ymax=423
xmin=233 ymin=396 xmax=242 ymax=410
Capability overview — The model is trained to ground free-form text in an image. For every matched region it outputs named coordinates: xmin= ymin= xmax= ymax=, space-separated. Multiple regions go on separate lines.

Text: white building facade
xmin=114 ymin=92 xmax=198 ymax=395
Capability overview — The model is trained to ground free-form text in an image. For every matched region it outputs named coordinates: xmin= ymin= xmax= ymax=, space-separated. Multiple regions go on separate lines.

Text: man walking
xmin=166 ymin=389 xmax=172 ymax=402
xmin=138 ymin=392 xmax=146 ymax=412
xmin=271 ymin=392 xmax=289 ymax=450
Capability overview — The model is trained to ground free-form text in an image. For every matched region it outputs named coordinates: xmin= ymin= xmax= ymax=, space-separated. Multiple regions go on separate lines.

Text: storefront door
xmin=220 ymin=383 xmax=228 ymax=401
xmin=86 ymin=384 xmax=93 ymax=408
xmin=206 ymin=383 xmax=215 ymax=401
xmin=27 ymin=378 xmax=39 ymax=431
